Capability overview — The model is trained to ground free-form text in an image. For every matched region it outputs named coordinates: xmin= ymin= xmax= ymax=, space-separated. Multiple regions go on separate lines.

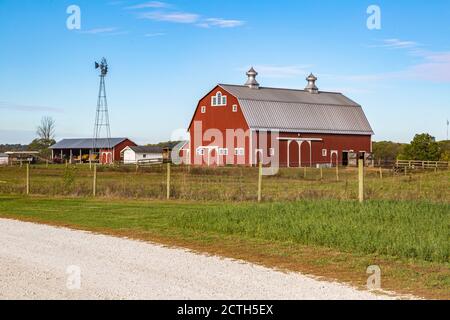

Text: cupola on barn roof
xmin=244 ymin=67 xmax=260 ymax=89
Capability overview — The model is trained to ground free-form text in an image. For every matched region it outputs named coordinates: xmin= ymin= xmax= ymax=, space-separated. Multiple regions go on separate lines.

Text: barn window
xmin=218 ymin=148 xmax=228 ymax=155
xmin=196 ymin=147 xmax=205 ymax=155
xmin=234 ymin=148 xmax=245 ymax=156
xmin=232 ymin=104 xmax=238 ymax=112
xmin=269 ymin=148 xmax=275 ymax=156
xmin=201 ymin=106 xmax=206 ymax=113
xmin=322 ymin=149 xmax=327 ymax=157
xmin=211 ymin=91 xmax=227 ymax=106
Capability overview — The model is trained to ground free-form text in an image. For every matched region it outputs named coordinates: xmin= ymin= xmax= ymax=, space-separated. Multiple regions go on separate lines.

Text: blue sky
xmin=0 ymin=0 xmax=449 ymax=144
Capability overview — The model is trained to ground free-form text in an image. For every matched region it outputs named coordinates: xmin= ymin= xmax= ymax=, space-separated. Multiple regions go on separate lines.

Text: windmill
xmin=92 ymin=58 xmax=112 ymax=163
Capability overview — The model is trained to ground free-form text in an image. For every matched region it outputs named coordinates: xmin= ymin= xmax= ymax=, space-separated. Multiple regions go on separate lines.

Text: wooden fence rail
xmin=395 ymin=160 xmax=449 ymax=170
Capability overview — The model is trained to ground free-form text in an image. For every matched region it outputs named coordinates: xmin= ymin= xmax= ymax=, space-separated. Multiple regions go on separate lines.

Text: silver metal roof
xmin=50 ymin=138 xmax=129 ymax=149
xmin=219 ymin=84 xmax=373 ymax=135
xmin=128 ymin=146 xmax=163 ymax=154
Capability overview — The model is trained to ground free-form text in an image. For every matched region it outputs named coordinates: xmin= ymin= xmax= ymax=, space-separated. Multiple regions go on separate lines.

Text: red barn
xmin=187 ymin=68 xmax=373 ymax=167
xmin=50 ymin=138 xmax=137 ymax=164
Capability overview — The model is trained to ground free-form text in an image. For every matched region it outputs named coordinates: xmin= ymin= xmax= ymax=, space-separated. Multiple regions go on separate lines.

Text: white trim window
xmin=232 ymin=104 xmax=238 ymax=112
xmin=201 ymin=106 xmax=206 ymax=113
xmin=234 ymin=148 xmax=245 ymax=156
xmin=211 ymin=91 xmax=227 ymax=106
xmin=269 ymin=148 xmax=275 ymax=156
xmin=218 ymin=148 xmax=228 ymax=156
xmin=196 ymin=147 xmax=205 ymax=156
xmin=322 ymin=149 xmax=327 ymax=157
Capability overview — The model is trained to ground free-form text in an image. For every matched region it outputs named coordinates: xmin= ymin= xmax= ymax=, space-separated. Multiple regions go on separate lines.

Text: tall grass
xmin=0 ymin=197 xmax=448 ymax=263
xmin=0 ymin=164 xmax=448 ymax=202
xmin=170 ymin=200 xmax=449 ymax=263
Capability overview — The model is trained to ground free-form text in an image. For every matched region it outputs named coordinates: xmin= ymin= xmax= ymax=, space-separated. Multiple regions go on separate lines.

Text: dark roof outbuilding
xmin=50 ymin=138 xmax=129 ymax=149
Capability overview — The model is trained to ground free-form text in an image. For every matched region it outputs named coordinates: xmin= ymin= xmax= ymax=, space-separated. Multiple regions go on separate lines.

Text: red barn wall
xmin=255 ymin=131 xmax=371 ymax=167
xmin=188 ymin=86 xmax=251 ymax=166
xmin=113 ymin=139 xmax=137 ymax=162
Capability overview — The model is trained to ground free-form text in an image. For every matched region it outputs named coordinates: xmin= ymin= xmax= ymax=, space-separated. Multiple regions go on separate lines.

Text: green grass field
xmin=0 ymin=196 xmax=448 ymax=298
xmin=0 ymin=164 xmax=449 ymax=202
xmin=0 ymin=165 xmax=448 ymax=298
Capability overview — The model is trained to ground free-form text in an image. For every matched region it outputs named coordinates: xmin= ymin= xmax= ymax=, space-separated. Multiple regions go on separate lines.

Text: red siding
xmin=100 ymin=139 xmax=137 ymax=164
xmin=188 ymin=86 xmax=251 ymax=166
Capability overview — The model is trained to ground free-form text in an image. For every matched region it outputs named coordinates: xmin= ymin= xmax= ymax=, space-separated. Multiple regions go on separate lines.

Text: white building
xmin=0 ymin=153 xmax=9 ymax=165
xmin=121 ymin=146 xmax=164 ymax=164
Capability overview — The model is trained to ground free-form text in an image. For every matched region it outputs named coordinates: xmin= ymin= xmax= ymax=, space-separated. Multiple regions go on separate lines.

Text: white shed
xmin=0 ymin=153 xmax=8 ymax=165
xmin=121 ymin=146 xmax=163 ymax=164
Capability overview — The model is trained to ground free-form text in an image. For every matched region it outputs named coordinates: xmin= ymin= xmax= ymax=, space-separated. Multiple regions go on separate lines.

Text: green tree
xmin=28 ymin=117 xmax=57 ymax=159
xmin=438 ymin=140 xmax=450 ymax=161
xmin=399 ymin=133 xmax=441 ymax=161
xmin=28 ymin=138 xmax=56 ymax=158
xmin=372 ymin=141 xmax=405 ymax=162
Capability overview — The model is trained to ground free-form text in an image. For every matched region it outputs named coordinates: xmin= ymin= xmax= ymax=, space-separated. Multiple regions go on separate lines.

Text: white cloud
xmin=80 ymin=27 xmax=118 ymax=34
xmin=126 ymin=1 xmax=169 ymax=9
xmin=139 ymin=11 xmax=199 ymax=23
xmin=330 ymin=39 xmax=450 ymax=84
xmin=144 ymin=32 xmax=166 ymax=37
xmin=369 ymin=38 xmax=420 ymax=49
xmin=0 ymin=101 xmax=62 ymax=113
xmin=240 ymin=65 xmax=311 ymax=78
xmin=198 ymin=18 xmax=244 ymax=28
xmin=407 ymin=51 xmax=450 ymax=82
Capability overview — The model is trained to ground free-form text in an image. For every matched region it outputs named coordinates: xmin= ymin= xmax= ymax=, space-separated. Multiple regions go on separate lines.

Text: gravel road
xmin=0 ymin=218 xmax=396 ymax=300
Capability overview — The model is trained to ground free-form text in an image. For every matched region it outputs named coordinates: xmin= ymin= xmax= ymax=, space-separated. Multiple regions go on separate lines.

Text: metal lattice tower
xmin=92 ymin=58 xmax=111 ymax=159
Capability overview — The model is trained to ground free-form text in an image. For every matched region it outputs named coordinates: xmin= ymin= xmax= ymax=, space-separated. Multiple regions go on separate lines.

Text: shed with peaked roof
xmin=50 ymin=138 xmax=136 ymax=164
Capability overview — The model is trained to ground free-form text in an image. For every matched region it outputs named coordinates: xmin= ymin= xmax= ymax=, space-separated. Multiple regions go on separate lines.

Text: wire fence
xmin=0 ymin=163 xmax=448 ymax=203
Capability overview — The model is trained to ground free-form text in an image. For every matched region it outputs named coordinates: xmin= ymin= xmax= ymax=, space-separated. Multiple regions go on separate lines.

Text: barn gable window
xmin=232 ymin=104 xmax=238 ymax=112
xmin=322 ymin=149 xmax=327 ymax=157
xmin=201 ymin=106 xmax=206 ymax=113
xmin=211 ymin=91 xmax=227 ymax=106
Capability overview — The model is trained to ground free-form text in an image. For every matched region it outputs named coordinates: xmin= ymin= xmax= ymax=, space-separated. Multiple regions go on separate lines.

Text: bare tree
xmin=37 ymin=116 xmax=56 ymax=141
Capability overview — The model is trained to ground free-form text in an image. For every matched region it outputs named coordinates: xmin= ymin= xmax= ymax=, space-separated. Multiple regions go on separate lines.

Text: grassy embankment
xmin=0 ymin=196 xmax=448 ymax=299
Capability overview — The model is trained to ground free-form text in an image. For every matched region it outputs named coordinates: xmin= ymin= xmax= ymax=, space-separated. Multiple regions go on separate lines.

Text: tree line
xmin=373 ymin=134 xmax=450 ymax=163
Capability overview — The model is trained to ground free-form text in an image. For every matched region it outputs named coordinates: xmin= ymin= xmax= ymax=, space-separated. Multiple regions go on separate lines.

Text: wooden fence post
xmin=336 ymin=165 xmax=339 ymax=182
xmin=26 ymin=163 xmax=30 ymax=195
xmin=166 ymin=162 xmax=171 ymax=200
xmin=303 ymin=166 xmax=307 ymax=179
xmin=93 ymin=164 xmax=97 ymax=197
xmin=379 ymin=167 xmax=383 ymax=179
xmin=358 ymin=159 xmax=364 ymax=203
xmin=257 ymin=161 xmax=262 ymax=202
xmin=320 ymin=167 xmax=323 ymax=180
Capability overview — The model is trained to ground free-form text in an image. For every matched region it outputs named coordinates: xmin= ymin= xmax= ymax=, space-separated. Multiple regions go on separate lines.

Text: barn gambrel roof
xmin=218 ymin=84 xmax=374 ymax=135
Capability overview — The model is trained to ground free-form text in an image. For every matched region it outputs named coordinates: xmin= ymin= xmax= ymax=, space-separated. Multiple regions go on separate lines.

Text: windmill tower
xmin=92 ymin=58 xmax=111 ymax=163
